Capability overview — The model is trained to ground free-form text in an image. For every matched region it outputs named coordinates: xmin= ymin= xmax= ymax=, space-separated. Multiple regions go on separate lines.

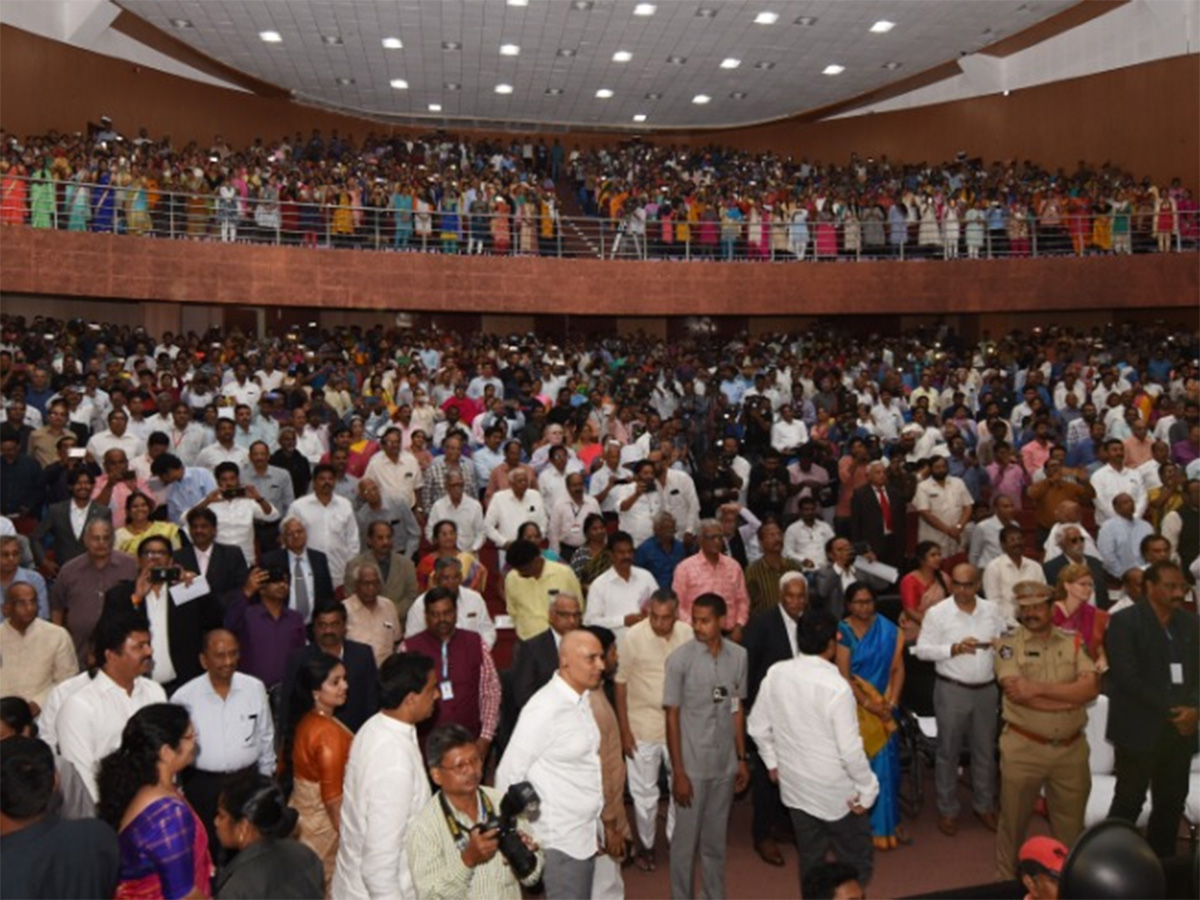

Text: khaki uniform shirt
xmin=995 ymin=625 xmax=1095 ymax=741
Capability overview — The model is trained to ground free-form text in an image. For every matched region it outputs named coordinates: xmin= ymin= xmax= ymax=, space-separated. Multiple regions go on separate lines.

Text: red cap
xmin=1018 ymin=836 xmax=1068 ymax=875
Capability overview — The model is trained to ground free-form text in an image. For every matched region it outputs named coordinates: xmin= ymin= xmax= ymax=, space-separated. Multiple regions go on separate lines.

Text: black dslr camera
xmin=479 ymin=781 xmax=540 ymax=880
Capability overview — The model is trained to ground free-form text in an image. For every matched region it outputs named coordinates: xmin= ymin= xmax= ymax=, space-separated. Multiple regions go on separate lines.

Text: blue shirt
xmin=635 ymin=536 xmax=687 ymax=590
xmin=167 ymin=467 xmax=218 ymax=524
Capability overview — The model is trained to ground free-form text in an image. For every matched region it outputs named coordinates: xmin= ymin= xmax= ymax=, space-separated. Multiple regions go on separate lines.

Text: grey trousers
xmin=933 ymin=678 xmax=999 ymax=818
xmin=544 ymin=848 xmax=596 ymax=900
xmin=670 ymin=775 xmax=735 ymax=899
xmin=788 ymin=806 xmax=874 ymax=887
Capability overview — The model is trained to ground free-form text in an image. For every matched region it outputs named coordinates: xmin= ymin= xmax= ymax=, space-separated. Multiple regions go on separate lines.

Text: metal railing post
xmin=1031 ymin=225 xmax=1038 ymax=259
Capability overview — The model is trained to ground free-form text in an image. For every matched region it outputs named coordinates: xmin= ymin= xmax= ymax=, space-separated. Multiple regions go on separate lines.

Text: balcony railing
xmin=2 ymin=175 xmax=1196 ymax=263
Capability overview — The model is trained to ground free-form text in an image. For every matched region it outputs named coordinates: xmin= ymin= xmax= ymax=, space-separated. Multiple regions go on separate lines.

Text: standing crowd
xmin=0 ymin=311 xmax=1197 ymax=900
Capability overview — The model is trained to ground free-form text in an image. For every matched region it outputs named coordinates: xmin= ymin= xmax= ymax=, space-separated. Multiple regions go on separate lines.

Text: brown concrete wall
xmin=2 ymin=227 xmax=1196 ymax=317
xmin=2 ymin=25 xmax=1196 ymax=189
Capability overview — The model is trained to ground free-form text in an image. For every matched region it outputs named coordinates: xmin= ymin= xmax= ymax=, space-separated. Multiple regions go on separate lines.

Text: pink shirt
xmin=986 ymin=462 xmax=1028 ymax=506
xmin=672 ymin=552 xmax=750 ymax=628
xmin=1020 ymin=440 xmax=1052 ymax=477
xmin=91 ymin=474 xmax=155 ymax=528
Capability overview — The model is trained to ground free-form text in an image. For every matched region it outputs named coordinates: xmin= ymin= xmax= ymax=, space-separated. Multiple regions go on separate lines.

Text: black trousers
xmin=750 ymin=747 xmax=789 ymax=843
xmin=789 ymin=806 xmax=874 ymax=888
xmin=1109 ymin=726 xmax=1194 ymax=857
xmin=181 ymin=767 xmax=246 ymax=867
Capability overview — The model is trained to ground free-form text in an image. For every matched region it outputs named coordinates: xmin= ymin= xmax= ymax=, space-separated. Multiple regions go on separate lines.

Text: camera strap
xmin=438 ymin=789 xmax=496 ymax=850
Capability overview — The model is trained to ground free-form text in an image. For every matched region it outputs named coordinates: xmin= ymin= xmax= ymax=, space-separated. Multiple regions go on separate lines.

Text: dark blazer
xmin=1105 ymin=601 xmax=1199 ymax=753
xmin=744 ymin=606 xmax=797 ymax=708
xmin=103 ymin=578 xmax=224 ymax=690
xmin=282 ymin=639 xmax=379 ymax=734
xmin=261 ymin=547 xmax=336 ymax=611
xmin=849 ymin=482 xmax=908 ymax=571
xmin=813 ymin=564 xmax=892 ymax=621
xmin=33 ymin=500 xmax=111 ymax=565
xmin=510 ymin=629 xmax=560 ymax=714
xmin=174 ymin=542 xmax=250 ymax=612
xmin=1043 ymin=553 xmax=1111 ymax=609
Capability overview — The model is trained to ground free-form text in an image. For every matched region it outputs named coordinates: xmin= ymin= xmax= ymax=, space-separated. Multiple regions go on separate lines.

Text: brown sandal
xmin=635 ymin=849 xmax=656 ymax=872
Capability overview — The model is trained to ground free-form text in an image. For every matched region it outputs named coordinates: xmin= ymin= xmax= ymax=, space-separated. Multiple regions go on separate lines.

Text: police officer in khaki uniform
xmin=993 ymin=580 xmax=1100 ymax=880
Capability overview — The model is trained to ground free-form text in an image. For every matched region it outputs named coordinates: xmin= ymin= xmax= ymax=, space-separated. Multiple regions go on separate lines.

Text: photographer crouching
xmin=408 ymin=724 xmax=544 ymax=899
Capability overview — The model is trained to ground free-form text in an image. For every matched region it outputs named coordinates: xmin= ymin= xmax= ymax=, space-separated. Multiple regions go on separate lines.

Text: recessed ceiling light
xmin=507 ymin=0 xmax=529 ymax=5
xmin=545 ymin=87 xmax=564 ymax=95
xmin=170 ymin=18 xmax=193 ymax=28
xmin=445 ymin=82 xmax=462 ymax=91
xmin=667 ymin=55 xmax=687 ymax=65
xmin=557 ymin=48 xmax=577 ymax=58
xmin=335 ymin=77 xmax=355 ymax=86
xmin=634 ymin=3 xmax=657 ymax=15
xmin=633 ymin=113 xmax=647 ymax=122
xmin=595 ymin=88 xmax=614 ymax=98
xmin=612 ymin=50 xmax=633 ymax=62
xmin=696 ymin=7 xmax=717 ymax=17
xmin=869 ymin=20 xmax=895 ymax=34
xmin=720 ymin=58 xmax=741 ymax=69
xmin=730 ymin=91 xmax=747 ymax=99
xmin=692 ymin=94 xmax=712 ymax=104
xmin=645 ymin=91 xmax=662 ymax=100
xmin=572 ymin=0 xmax=594 ymax=9
xmin=882 ymin=61 xmax=902 ymax=70
xmin=259 ymin=30 xmax=282 ymax=43
xmin=428 ymin=103 xmax=442 ymax=112
xmin=754 ymin=61 xmax=776 ymax=70
xmin=495 ymin=83 xmax=514 ymax=94
xmin=794 ymin=15 xmax=818 ymax=26
xmin=382 ymin=37 xmax=403 ymax=49
xmin=322 ymin=35 xmax=343 ymax=46
xmin=390 ymin=78 xmax=409 ymax=90
xmin=442 ymin=41 xmax=461 ymax=51
xmin=754 ymin=12 xmax=779 ymax=25
xmin=822 ymin=64 xmax=845 ymax=75
xmin=500 ymin=43 xmax=520 ymax=56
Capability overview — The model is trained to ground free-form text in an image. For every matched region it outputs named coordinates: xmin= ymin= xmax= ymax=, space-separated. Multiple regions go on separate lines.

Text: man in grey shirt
xmin=664 ymin=592 xmax=750 ymax=899
xmin=242 ymin=441 xmax=294 ymax=554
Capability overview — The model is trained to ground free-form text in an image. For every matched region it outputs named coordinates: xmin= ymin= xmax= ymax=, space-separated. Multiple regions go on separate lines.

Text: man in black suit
xmin=850 ymin=459 xmax=907 ymax=572
xmin=510 ymin=591 xmax=583 ymax=714
xmin=32 ymin=469 xmax=111 ymax=575
xmin=261 ymin=516 xmax=335 ymax=624
xmin=1042 ymin=525 xmax=1110 ymax=609
xmin=813 ymin=537 xmax=893 ymax=620
xmin=174 ymin=507 xmax=251 ymax=612
xmin=281 ymin=601 xmax=379 ymax=733
xmin=103 ymin=534 xmax=223 ymax=694
xmin=744 ymin=571 xmax=809 ymax=866
xmin=1105 ymin=561 xmax=1199 ymax=858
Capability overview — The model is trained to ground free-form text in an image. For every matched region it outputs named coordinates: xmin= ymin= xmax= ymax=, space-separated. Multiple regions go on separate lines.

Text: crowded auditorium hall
xmin=0 ymin=1 xmax=1198 ymax=899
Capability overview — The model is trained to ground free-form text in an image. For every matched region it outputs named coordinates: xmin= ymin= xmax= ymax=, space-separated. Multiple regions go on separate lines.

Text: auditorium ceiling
xmin=111 ymin=0 xmax=1082 ymax=130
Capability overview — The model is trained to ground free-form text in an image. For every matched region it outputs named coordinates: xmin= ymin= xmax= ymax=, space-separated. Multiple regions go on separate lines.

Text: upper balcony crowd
xmin=1 ymin=123 xmax=1196 ymax=260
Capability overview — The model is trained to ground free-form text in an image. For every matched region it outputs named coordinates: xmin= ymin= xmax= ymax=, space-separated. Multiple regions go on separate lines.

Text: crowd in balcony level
xmin=1 ymin=123 xmax=1197 ymax=258
xmin=0 ymin=311 xmax=1197 ymax=900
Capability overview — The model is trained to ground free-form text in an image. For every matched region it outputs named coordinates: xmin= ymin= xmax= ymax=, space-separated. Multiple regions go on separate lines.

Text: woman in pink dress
xmin=491 ymin=195 xmax=512 ymax=255
xmin=815 ymin=207 xmax=839 ymax=259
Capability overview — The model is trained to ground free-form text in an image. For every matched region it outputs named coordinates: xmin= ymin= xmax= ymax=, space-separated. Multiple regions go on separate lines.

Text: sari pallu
xmin=115 ymin=794 xmax=213 ymax=900
xmin=839 ymin=616 xmax=902 ymax=844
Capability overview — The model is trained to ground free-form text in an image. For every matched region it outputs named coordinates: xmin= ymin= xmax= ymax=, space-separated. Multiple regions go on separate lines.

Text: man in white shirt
xmin=1089 ymin=439 xmax=1146 ymax=525
xmin=424 ymin=472 xmax=486 ymax=554
xmin=187 ymin=462 xmax=278 ymax=566
xmin=404 ymin=556 xmax=496 ymax=650
xmin=913 ymin=563 xmax=1008 ymax=836
xmin=1096 ymin=493 xmax=1155 ymax=579
xmin=195 ymin=418 xmax=250 ymax=471
xmin=548 ymin=472 xmax=601 ymax=560
xmin=537 ymin=445 xmax=583 ymax=513
xmin=173 ymin=629 xmax=275 ymax=853
xmin=614 ymin=460 xmax=663 ymax=547
xmin=55 ymin=609 xmax=167 ymax=802
xmin=85 ymin=409 xmax=145 ymax=466
xmin=783 ymin=496 xmax=835 ymax=570
xmin=982 ymin=526 xmax=1047 ymax=625
xmin=364 ymin=427 xmax=423 ymax=511
xmin=968 ymin=494 xmax=1019 ymax=571
xmin=497 ymin=630 xmax=606 ymax=900
xmin=484 ymin=468 xmax=547 ymax=559
xmin=583 ymin=531 xmax=658 ymax=643
xmin=288 ymin=464 xmax=360 ymax=585
xmin=651 ymin=449 xmax=701 ymax=545
xmin=748 ymin=608 xmax=879 ymax=886
xmin=588 ymin=440 xmax=632 ymax=517
xmin=332 ymin=653 xmax=440 ymax=900
xmin=770 ymin=404 xmax=809 ymax=456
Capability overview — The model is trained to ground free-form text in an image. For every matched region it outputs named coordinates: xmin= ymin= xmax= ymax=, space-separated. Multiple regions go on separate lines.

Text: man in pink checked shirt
xmin=671 ymin=518 xmax=751 ymax=642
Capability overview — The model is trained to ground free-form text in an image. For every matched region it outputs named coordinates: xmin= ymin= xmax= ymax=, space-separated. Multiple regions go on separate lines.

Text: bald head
xmin=559 ymin=629 xmax=605 ymax=694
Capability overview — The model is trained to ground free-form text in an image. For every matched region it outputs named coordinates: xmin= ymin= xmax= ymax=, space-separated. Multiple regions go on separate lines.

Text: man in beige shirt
xmin=342 ymin=564 xmax=401 ymax=667
xmin=614 ymin=588 xmax=692 ymax=869
xmin=0 ymin=581 xmax=78 ymax=713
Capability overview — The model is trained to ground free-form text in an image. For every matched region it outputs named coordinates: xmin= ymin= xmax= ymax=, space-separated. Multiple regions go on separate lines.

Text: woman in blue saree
xmin=837 ymin=581 xmax=907 ymax=850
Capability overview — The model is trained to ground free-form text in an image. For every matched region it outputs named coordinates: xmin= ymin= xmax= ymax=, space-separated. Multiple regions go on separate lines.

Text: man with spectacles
xmin=409 ymin=723 xmax=544 ymax=899
xmin=913 ymin=563 xmax=1008 ymax=837
xmin=1043 ymin=526 xmax=1110 ymax=609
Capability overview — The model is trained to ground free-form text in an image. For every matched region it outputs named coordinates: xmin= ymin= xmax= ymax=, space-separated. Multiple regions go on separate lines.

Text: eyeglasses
xmin=437 ymin=757 xmax=481 ymax=774
xmin=951 ymin=580 xmax=977 ymax=588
